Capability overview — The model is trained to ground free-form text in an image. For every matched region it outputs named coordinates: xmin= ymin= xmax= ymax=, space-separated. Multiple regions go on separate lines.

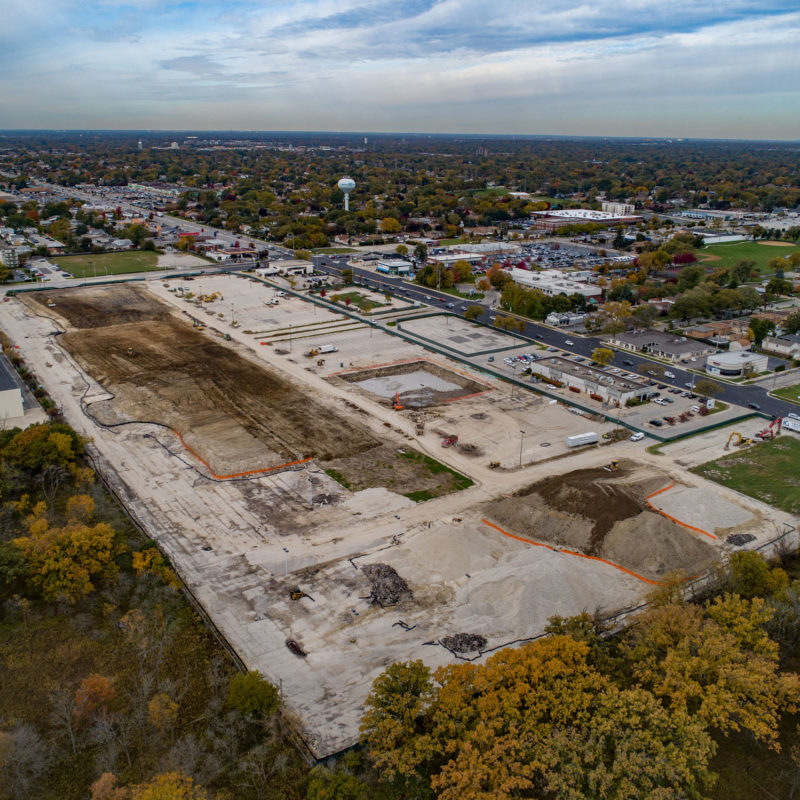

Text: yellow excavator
xmin=724 ymin=431 xmax=752 ymax=450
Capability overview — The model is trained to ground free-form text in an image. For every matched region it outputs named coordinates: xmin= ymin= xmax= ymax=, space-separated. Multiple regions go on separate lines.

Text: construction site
xmin=3 ymin=272 xmax=797 ymax=759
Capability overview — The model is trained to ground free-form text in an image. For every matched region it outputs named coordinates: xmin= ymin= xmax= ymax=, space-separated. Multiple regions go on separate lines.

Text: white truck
xmin=318 ymin=345 xmax=338 ymax=354
xmin=566 ymin=431 xmax=599 ymax=448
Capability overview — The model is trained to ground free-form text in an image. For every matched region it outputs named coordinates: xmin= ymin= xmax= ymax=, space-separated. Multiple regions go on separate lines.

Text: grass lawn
xmin=334 ymin=290 xmax=389 ymax=312
xmin=773 ymin=382 xmax=800 ymax=404
xmin=692 ymin=436 xmax=800 ymax=514
xmin=312 ymin=246 xmax=358 ymax=254
xmin=698 ymin=240 xmax=800 ymax=276
xmin=54 ymin=250 xmax=161 ymax=278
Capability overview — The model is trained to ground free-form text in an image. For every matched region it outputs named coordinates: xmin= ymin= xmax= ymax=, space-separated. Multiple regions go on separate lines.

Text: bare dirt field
xmin=484 ymin=461 xmax=719 ymax=580
xmin=8 ymin=278 xmax=792 ymax=760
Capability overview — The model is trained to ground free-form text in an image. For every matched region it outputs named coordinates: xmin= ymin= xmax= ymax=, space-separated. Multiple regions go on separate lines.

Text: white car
xmin=664 ymin=371 xmax=675 ymax=378
xmin=630 ymin=432 xmax=645 ymax=442
xmin=564 ymin=339 xmax=574 ymax=346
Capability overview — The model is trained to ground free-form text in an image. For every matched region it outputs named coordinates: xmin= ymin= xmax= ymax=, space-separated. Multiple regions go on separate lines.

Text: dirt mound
xmin=361 ymin=564 xmax=412 ymax=607
xmin=520 ymin=466 xmax=641 ymax=552
xmin=485 ymin=464 xmax=719 ymax=580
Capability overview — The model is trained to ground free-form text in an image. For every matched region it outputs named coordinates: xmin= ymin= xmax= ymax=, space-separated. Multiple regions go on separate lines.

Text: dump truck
xmin=566 ymin=432 xmax=599 ymax=448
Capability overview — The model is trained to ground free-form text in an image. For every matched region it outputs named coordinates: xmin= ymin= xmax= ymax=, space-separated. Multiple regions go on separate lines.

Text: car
xmin=662 ymin=397 xmax=674 ymax=403
xmin=748 ymin=402 xmax=761 ymax=410
xmin=685 ymin=382 xmax=693 ymax=388
xmin=533 ymin=333 xmax=544 ymax=339
xmin=623 ymin=359 xmax=634 ymax=366
xmin=690 ymin=405 xmax=701 ymax=413
xmin=487 ymin=356 xmax=495 ymax=362
xmin=657 ymin=384 xmax=667 ymax=389
xmin=653 ymin=398 xmax=667 ymax=406
xmin=445 ymin=303 xmax=455 ymax=309
xmin=664 ymin=371 xmax=675 ymax=378
xmin=630 ymin=432 xmax=645 ymax=442
xmin=649 ymin=419 xmax=664 ymax=427
xmin=564 ymin=339 xmax=574 ymax=346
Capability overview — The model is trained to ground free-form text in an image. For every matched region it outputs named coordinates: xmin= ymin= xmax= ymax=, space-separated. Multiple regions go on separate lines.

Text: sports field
xmin=773 ymin=382 xmax=800 ymax=404
xmin=699 ymin=240 xmax=800 ymax=275
xmin=54 ymin=250 xmax=161 ymax=278
xmin=692 ymin=436 xmax=800 ymax=514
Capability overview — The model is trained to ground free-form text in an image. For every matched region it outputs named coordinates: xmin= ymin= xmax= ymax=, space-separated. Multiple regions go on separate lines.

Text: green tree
xmin=307 ymin=767 xmax=369 ymax=800
xmin=341 ymin=268 xmax=354 ymax=284
xmin=728 ymin=551 xmax=789 ymax=600
xmin=749 ymin=316 xmax=776 ymax=346
xmin=676 ymin=263 xmax=705 ymax=292
xmin=784 ymin=310 xmax=800 ymax=335
xmin=226 ymin=671 xmax=280 ymax=716
xmin=463 ymin=305 xmax=483 ymax=321
xmin=414 ymin=243 xmax=428 ymax=263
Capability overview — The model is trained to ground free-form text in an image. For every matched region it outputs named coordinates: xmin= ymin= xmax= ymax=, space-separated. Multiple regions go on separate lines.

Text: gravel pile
xmin=440 ymin=633 xmax=487 ymax=653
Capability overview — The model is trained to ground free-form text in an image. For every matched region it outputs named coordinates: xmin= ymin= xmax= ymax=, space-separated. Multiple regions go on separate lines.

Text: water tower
xmin=337 ymin=177 xmax=356 ymax=211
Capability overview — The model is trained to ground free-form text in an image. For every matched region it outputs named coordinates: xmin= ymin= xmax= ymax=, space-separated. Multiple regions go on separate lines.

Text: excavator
xmin=724 ymin=431 xmax=753 ymax=450
xmin=393 ymin=390 xmax=404 ymax=411
xmin=756 ymin=417 xmax=782 ymax=441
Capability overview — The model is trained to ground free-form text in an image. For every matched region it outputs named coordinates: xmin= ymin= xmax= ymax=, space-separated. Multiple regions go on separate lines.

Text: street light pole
xmin=519 ymin=430 xmax=525 ymax=467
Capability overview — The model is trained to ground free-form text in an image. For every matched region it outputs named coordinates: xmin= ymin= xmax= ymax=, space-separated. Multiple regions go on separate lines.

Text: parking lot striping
xmin=172 ymin=428 xmax=312 ymax=479
xmin=645 ymin=484 xmax=717 ymax=540
xmin=481 ymin=519 xmax=663 ymax=586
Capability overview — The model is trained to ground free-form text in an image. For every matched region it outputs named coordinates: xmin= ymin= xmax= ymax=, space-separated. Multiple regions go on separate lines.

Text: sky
xmin=1 ymin=0 xmax=799 ymax=138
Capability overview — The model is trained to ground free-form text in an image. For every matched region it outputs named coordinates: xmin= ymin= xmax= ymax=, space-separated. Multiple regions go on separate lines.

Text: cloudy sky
xmin=1 ymin=0 xmax=798 ymax=137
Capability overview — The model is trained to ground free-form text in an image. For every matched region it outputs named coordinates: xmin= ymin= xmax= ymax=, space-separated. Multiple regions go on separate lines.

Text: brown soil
xmin=484 ymin=463 xmax=718 ymax=580
xmin=31 ymin=286 xmax=380 ymax=473
xmin=761 ymin=240 xmax=794 ymax=246
xmin=323 ymin=443 xmax=466 ymax=498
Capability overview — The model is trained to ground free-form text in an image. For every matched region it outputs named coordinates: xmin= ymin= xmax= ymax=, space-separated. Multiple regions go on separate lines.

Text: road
xmin=32 ymin=182 xmax=800 ymax=421
xmin=309 ymin=255 xmax=799 ymax=421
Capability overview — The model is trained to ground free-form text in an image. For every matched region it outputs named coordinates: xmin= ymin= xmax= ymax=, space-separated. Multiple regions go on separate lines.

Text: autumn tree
xmin=361 ymin=638 xmax=716 ymax=800
xmin=128 ymin=772 xmax=209 ymax=800
xmin=591 ymin=347 xmax=614 ymax=366
xmin=693 ymin=378 xmax=722 ymax=399
xmin=623 ymin=595 xmax=800 ymax=748
xmin=74 ymin=674 xmax=116 ymax=727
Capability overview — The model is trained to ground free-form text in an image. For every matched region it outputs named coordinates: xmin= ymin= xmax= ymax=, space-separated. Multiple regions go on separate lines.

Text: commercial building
xmin=376 ymin=259 xmax=413 ymax=275
xmin=510 ymin=268 xmax=603 ymax=299
xmin=530 ymin=208 xmax=641 ymax=232
xmin=0 ymin=355 xmax=24 ymax=421
xmin=705 ymin=351 xmax=769 ymax=377
xmin=604 ymin=329 xmax=714 ymax=363
xmin=529 ymin=356 xmax=650 ymax=406
xmin=761 ymin=334 xmax=800 ymax=358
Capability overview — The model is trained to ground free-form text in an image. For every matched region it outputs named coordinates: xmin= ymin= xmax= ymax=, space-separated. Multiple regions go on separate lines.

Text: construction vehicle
xmin=724 ymin=431 xmax=752 ymax=450
xmin=442 ymin=435 xmax=459 ymax=448
xmin=393 ymin=391 xmax=404 ymax=411
xmin=126 ymin=347 xmax=135 ymax=357
xmin=489 ymin=461 xmax=500 ymax=469
xmin=756 ymin=417 xmax=782 ymax=441
xmin=603 ymin=460 xmax=620 ymax=472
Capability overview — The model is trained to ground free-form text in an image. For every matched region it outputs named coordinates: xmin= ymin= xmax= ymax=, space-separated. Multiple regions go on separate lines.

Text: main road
xmin=32 ymin=182 xmax=798 ymax=421
xmin=309 ymin=255 xmax=798 ymax=421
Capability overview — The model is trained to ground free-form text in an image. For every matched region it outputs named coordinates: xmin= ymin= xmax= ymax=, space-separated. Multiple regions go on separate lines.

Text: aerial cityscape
xmin=1 ymin=3 xmax=800 ymax=800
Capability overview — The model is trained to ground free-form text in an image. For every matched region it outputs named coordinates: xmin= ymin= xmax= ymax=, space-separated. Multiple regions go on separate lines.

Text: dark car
xmin=649 ymin=419 xmax=664 ymax=427
xmin=623 ymin=359 xmax=634 ymax=365
xmin=748 ymin=402 xmax=761 ymax=410
xmin=657 ymin=384 xmax=667 ymax=389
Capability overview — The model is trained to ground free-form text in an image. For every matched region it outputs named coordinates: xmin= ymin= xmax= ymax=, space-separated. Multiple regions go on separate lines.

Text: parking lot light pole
xmin=519 ymin=430 xmax=525 ymax=467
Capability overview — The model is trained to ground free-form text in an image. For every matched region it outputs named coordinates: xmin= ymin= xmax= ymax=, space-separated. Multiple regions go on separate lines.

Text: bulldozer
xmin=603 ymin=460 xmax=620 ymax=472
